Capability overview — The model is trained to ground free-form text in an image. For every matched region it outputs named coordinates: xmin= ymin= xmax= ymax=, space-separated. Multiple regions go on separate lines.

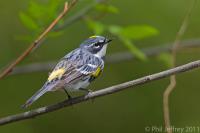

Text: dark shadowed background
xmin=0 ymin=0 xmax=200 ymax=132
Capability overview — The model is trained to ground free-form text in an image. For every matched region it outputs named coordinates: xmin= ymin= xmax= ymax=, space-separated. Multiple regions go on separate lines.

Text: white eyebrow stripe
xmin=99 ymin=40 xmax=104 ymax=43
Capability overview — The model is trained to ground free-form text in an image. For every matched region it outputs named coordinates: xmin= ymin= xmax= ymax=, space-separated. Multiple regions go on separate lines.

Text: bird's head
xmin=80 ymin=36 xmax=112 ymax=58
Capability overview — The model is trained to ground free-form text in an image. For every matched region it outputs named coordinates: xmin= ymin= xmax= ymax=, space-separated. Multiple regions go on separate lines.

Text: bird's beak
xmin=106 ymin=39 xmax=112 ymax=44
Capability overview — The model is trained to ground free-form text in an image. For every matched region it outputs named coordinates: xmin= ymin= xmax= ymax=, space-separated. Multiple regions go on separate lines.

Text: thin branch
xmin=0 ymin=60 xmax=200 ymax=126
xmin=9 ymin=38 xmax=200 ymax=75
xmin=163 ymin=1 xmax=196 ymax=133
xmin=0 ymin=0 xmax=78 ymax=80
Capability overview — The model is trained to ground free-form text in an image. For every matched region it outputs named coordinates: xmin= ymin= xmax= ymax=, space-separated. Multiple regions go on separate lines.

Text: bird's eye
xmin=94 ymin=43 xmax=100 ymax=47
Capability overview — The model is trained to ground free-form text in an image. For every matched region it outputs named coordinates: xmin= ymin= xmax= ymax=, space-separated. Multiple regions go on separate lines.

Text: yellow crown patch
xmin=89 ymin=35 xmax=97 ymax=38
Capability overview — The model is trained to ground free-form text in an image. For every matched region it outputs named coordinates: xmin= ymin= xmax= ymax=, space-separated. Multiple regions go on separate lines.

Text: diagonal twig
xmin=163 ymin=1 xmax=196 ymax=132
xmin=0 ymin=60 xmax=200 ymax=126
xmin=0 ymin=0 xmax=78 ymax=80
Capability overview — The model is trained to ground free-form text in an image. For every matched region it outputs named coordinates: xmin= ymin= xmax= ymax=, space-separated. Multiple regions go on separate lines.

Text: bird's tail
xmin=22 ymin=82 xmax=55 ymax=108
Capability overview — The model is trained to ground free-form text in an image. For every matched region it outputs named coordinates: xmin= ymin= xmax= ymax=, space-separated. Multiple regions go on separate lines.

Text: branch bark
xmin=0 ymin=60 xmax=200 ymax=126
xmin=0 ymin=0 xmax=78 ymax=79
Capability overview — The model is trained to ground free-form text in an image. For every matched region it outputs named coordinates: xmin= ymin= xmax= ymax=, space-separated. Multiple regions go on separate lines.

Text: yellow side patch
xmin=89 ymin=35 xmax=97 ymax=38
xmin=48 ymin=68 xmax=65 ymax=81
xmin=92 ymin=67 xmax=101 ymax=77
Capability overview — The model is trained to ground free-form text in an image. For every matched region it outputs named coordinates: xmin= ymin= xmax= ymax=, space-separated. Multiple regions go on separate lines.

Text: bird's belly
xmin=65 ymin=79 xmax=90 ymax=92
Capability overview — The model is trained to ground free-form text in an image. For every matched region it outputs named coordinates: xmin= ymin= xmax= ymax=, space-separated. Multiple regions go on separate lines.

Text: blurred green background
xmin=0 ymin=0 xmax=200 ymax=132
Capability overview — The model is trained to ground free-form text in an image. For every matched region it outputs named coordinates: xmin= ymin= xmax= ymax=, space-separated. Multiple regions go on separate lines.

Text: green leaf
xmin=108 ymin=25 xmax=122 ymax=35
xmin=49 ymin=0 xmax=63 ymax=14
xmin=95 ymin=4 xmax=119 ymax=14
xmin=85 ymin=19 xmax=105 ymax=35
xmin=27 ymin=0 xmax=63 ymax=27
xmin=120 ymin=37 xmax=147 ymax=61
xmin=157 ymin=53 xmax=173 ymax=68
xmin=108 ymin=25 xmax=146 ymax=61
xmin=120 ymin=25 xmax=159 ymax=40
xmin=28 ymin=1 xmax=46 ymax=19
xmin=19 ymin=12 xmax=40 ymax=30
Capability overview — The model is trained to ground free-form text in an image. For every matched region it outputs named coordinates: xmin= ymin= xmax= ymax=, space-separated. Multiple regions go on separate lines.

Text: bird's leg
xmin=64 ymin=89 xmax=72 ymax=100
xmin=63 ymin=89 xmax=74 ymax=108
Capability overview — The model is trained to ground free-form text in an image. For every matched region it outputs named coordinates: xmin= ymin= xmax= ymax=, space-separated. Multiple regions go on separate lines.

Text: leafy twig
xmin=0 ymin=0 xmax=78 ymax=79
xmin=163 ymin=1 xmax=196 ymax=132
xmin=0 ymin=60 xmax=200 ymax=126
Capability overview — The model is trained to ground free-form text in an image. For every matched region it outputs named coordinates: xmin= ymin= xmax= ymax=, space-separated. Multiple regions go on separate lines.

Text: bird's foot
xmin=80 ymin=88 xmax=95 ymax=103
xmin=87 ymin=89 xmax=93 ymax=94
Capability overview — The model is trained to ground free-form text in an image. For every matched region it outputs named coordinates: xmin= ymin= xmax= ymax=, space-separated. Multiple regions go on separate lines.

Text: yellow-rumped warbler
xmin=22 ymin=35 xmax=112 ymax=108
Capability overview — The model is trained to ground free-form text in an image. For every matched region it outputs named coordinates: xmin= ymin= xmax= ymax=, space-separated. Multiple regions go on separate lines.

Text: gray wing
xmin=61 ymin=49 xmax=104 ymax=84
xmin=47 ymin=48 xmax=104 ymax=84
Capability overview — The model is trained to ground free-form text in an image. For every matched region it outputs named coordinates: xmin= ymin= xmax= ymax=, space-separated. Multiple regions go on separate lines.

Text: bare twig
xmin=0 ymin=60 xmax=200 ymax=126
xmin=0 ymin=0 xmax=78 ymax=80
xmin=9 ymin=38 xmax=200 ymax=75
xmin=163 ymin=1 xmax=196 ymax=132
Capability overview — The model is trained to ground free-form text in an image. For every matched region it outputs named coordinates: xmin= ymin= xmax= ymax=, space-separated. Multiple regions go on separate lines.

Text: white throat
xmin=95 ymin=44 xmax=108 ymax=58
